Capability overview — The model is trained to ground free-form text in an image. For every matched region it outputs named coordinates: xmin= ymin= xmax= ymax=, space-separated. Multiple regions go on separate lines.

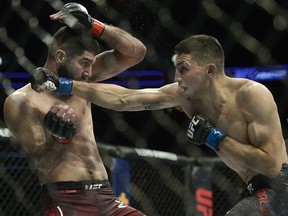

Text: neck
xmin=194 ymin=76 xmax=229 ymax=119
xmin=43 ymin=60 xmax=58 ymax=76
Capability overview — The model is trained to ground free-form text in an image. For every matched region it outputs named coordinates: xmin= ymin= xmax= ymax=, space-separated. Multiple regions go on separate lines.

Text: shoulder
xmin=4 ymin=85 xmax=37 ymax=118
xmin=5 ymin=85 xmax=31 ymax=106
xmin=159 ymin=82 xmax=194 ymax=114
xmin=236 ymin=79 xmax=273 ymax=103
xmin=235 ymin=79 xmax=275 ymax=118
xmin=159 ymin=82 xmax=183 ymax=97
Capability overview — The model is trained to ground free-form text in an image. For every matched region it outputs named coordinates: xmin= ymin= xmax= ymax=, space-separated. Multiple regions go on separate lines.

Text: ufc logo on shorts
xmin=85 ymin=183 xmax=103 ymax=190
xmin=187 ymin=116 xmax=199 ymax=139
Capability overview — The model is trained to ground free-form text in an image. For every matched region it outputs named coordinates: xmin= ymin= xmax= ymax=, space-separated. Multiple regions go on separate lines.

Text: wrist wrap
xmin=89 ymin=19 xmax=105 ymax=38
xmin=56 ymin=77 xmax=73 ymax=95
xmin=205 ymin=128 xmax=226 ymax=151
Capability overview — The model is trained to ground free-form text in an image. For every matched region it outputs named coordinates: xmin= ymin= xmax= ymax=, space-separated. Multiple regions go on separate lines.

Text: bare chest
xmin=216 ymin=107 xmax=249 ymax=144
xmin=31 ymin=93 xmax=91 ymax=128
xmin=190 ymin=101 xmax=250 ymax=144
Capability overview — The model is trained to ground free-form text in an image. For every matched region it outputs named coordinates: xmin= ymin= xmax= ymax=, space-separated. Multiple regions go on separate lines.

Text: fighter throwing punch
xmin=31 ymin=34 xmax=288 ymax=215
xmin=4 ymin=2 xmax=146 ymax=215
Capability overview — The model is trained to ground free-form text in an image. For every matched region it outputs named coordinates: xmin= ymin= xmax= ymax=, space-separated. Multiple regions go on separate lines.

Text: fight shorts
xmin=41 ymin=180 xmax=146 ymax=216
xmin=225 ymin=163 xmax=288 ymax=216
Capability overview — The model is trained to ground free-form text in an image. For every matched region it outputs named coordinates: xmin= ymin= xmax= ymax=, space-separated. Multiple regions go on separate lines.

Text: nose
xmin=174 ymin=72 xmax=182 ymax=85
xmin=82 ymin=70 xmax=91 ymax=80
xmin=82 ymin=66 xmax=93 ymax=79
xmin=175 ymin=78 xmax=182 ymax=86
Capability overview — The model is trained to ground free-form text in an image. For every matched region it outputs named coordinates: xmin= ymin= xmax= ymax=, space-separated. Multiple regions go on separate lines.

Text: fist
xmin=49 ymin=104 xmax=76 ymax=125
xmin=187 ymin=114 xmax=226 ymax=151
xmin=30 ymin=67 xmax=59 ymax=93
xmin=44 ymin=104 xmax=76 ymax=144
xmin=30 ymin=67 xmax=72 ymax=95
xmin=50 ymin=2 xmax=93 ymax=30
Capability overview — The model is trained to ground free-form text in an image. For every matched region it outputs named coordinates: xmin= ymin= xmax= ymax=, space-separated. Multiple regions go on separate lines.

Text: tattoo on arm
xmin=143 ymin=101 xmax=161 ymax=110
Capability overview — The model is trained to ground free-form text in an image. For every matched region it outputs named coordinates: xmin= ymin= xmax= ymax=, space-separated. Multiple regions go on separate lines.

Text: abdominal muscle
xmin=217 ymin=152 xmax=256 ymax=183
xmin=37 ymin=138 xmax=108 ymax=184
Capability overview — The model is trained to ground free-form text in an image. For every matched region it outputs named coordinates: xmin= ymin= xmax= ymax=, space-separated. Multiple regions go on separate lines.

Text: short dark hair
xmin=175 ymin=34 xmax=225 ymax=69
xmin=48 ymin=26 xmax=100 ymax=58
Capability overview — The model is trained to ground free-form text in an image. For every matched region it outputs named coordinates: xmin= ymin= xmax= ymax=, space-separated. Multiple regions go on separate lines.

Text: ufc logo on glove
xmin=187 ymin=116 xmax=199 ymax=139
xmin=187 ymin=114 xmax=226 ymax=151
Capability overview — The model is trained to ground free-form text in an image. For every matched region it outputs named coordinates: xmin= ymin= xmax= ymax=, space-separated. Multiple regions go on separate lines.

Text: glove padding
xmin=44 ymin=110 xmax=76 ymax=144
xmin=61 ymin=2 xmax=93 ymax=30
xmin=61 ymin=2 xmax=105 ymax=37
xmin=187 ymin=114 xmax=226 ymax=151
xmin=30 ymin=67 xmax=72 ymax=95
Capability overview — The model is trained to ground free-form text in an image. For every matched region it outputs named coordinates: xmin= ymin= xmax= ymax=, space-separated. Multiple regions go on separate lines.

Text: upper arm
xmin=90 ymin=50 xmax=143 ymax=82
xmin=122 ymin=83 xmax=182 ymax=111
xmin=239 ymin=83 xmax=284 ymax=163
xmin=4 ymin=93 xmax=46 ymax=155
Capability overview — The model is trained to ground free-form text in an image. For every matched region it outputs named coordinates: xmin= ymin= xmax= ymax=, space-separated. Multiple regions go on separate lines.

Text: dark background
xmin=1 ymin=0 xmax=288 ymax=157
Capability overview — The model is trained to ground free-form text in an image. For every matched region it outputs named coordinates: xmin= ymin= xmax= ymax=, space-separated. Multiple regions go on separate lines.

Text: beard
xmin=57 ymin=64 xmax=72 ymax=79
xmin=57 ymin=62 xmax=89 ymax=82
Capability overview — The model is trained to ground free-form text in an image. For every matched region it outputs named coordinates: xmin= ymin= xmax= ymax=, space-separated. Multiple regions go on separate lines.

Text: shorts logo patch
xmin=115 ymin=200 xmax=127 ymax=208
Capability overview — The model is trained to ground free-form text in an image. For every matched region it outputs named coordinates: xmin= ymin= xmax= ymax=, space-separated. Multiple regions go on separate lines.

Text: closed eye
xmin=176 ymin=66 xmax=188 ymax=74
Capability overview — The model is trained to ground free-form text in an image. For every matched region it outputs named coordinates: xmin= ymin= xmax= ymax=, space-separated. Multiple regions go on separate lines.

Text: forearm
xmin=218 ymin=136 xmax=280 ymax=177
xmin=51 ymin=3 xmax=146 ymax=62
xmin=72 ymin=81 xmax=131 ymax=111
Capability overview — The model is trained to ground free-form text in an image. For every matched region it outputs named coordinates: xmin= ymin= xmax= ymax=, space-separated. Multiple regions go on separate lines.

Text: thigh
xmin=42 ymin=190 xmax=100 ymax=216
xmin=95 ymin=188 xmax=146 ymax=216
xmin=225 ymin=196 xmax=261 ymax=216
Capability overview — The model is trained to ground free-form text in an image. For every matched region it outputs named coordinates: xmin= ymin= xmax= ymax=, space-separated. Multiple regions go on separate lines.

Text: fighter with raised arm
xmin=4 ymin=2 xmax=146 ymax=215
xmin=31 ymin=34 xmax=288 ymax=215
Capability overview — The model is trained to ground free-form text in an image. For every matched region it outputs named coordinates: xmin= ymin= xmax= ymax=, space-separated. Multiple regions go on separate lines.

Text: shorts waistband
xmin=246 ymin=163 xmax=288 ymax=194
xmin=42 ymin=180 xmax=111 ymax=191
xmin=247 ymin=174 xmax=271 ymax=194
xmin=281 ymin=163 xmax=288 ymax=171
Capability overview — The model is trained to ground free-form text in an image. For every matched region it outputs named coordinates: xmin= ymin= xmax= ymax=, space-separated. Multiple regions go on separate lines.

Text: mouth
xmin=80 ymin=73 xmax=90 ymax=81
xmin=179 ymin=86 xmax=187 ymax=93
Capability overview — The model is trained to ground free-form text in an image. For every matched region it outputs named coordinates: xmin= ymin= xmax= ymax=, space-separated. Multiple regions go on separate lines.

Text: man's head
xmin=47 ymin=26 xmax=100 ymax=81
xmin=174 ymin=35 xmax=225 ymax=99
xmin=175 ymin=34 xmax=224 ymax=69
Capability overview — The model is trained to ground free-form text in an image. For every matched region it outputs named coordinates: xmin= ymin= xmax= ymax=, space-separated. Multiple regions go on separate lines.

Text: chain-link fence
xmin=1 ymin=0 xmax=288 ymax=149
xmin=1 ymin=1 xmax=288 ymax=216
xmin=0 ymin=133 xmax=248 ymax=216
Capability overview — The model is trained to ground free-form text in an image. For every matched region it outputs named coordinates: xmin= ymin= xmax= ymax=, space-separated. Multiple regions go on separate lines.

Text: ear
xmin=55 ymin=49 xmax=66 ymax=63
xmin=206 ymin=63 xmax=216 ymax=77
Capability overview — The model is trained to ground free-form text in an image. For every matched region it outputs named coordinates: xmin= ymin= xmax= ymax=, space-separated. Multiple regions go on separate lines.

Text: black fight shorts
xmin=41 ymin=180 xmax=146 ymax=216
xmin=225 ymin=163 xmax=288 ymax=216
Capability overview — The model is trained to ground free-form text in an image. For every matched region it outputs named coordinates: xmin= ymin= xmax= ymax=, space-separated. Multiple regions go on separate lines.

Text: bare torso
xmin=17 ymin=85 xmax=108 ymax=184
xmin=177 ymin=78 xmax=287 ymax=182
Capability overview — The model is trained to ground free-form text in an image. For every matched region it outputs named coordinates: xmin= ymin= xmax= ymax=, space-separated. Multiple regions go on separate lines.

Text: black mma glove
xmin=187 ymin=114 xmax=226 ymax=151
xmin=31 ymin=67 xmax=72 ymax=95
xmin=44 ymin=110 xmax=76 ymax=144
xmin=61 ymin=2 xmax=105 ymax=38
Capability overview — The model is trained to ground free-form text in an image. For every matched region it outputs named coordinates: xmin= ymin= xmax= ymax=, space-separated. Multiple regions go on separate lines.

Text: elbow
xmin=264 ymin=159 xmax=282 ymax=178
xmin=139 ymin=44 xmax=147 ymax=61
xmin=132 ymin=42 xmax=147 ymax=63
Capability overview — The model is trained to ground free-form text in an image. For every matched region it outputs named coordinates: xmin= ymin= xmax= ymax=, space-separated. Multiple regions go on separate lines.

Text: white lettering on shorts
xmin=247 ymin=183 xmax=254 ymax=194
xmin=85 ymin=183 xmax=103 ymax=190
xmin=115 ymin=200 xmax=127 ymax=208
xmin=57 ymin=206 xmax=63 ymax=216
